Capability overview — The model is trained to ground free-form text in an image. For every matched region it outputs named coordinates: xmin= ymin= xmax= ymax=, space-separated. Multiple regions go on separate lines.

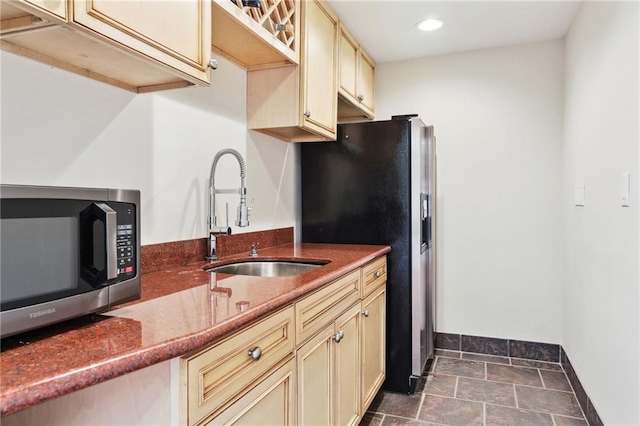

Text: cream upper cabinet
xmin=211 ymin=0 xmax=299 ymax=70
xmin=1 ymin=0 xmax=212 ymax=92
xmin=247 ymin=0 xmax=338 ymax=142
xmin=337 ymin=22 xmax=375 ymax=121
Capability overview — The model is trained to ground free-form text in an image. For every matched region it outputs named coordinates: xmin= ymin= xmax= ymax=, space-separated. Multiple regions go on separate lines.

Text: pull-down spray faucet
xmin=207 ymin=148 xmax=251 ymax=262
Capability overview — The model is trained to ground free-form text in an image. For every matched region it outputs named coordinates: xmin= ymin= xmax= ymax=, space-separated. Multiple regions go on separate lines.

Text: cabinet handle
xmin=248 ymin=346 xmax=262 ymax=361
xmin=374 ymin=270 xmax=381 ymax=278
xmin=333 ymin=330 xmax=344 ymax=343
xmin=358 ymin=94 xmax=365 ymax=102
xmin=362 ymin=310 xmax=370 ymax=317
xmin=208 ymin=59 xmax=218 ymax=70
xmin=304 ymin=110 xmax=311 ymax=118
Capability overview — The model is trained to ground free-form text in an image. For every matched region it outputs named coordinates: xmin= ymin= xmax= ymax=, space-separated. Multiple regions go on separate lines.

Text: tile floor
xmin=360 ymin=349 xmax=588 ymax=426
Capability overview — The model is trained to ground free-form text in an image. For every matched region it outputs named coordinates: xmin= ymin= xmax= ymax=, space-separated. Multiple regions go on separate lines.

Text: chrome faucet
xmin=207 ymin=148 xmax=251 ymax=262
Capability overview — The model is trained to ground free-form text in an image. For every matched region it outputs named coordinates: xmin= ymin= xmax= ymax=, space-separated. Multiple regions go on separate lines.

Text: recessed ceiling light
xmin=417 ymin=18 xmax=444 ymax=32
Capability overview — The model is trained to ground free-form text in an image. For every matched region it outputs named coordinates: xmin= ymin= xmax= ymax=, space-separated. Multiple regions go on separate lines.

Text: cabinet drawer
xmin=295 ymin=269 xmax=360 ymax=344
xmin=185 ymin=306 xmax=295 ymax=426
xmin=361 ymin=256 xmax=387 ymax=298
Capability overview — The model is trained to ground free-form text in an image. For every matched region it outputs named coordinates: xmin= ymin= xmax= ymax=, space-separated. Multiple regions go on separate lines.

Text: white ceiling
xmin=326 ymin=1 xmax=582 ymax=63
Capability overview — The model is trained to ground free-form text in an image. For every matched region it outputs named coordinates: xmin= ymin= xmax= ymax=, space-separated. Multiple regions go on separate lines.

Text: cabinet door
xmin=71 ymin=0 xmax=211 ymax=86
xmin=19 ymin=0 xmax=66 ymax=20
xmin=358 ymin=49 xmax=375 ymax=116
xmin=361 ymin=285 xmax=386 ymax=412
xmin=300 ymin=0 xmax=338 ymax=139
xmin=338 ymin=23 xmax=358 ymax=105
xmin=334 ymin=303 xmax=361 ymax=426
xmin=185 ymin=307 xmax=294 ymax=426
xmin=297 ymin=324 xmax=333 ymax=426
xmin=207 ymin=357 xmax=296 ymax=426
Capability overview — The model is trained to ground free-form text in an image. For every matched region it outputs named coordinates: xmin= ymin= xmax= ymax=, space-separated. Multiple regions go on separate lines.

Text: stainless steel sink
xmin=207 ymin=260 xmax=326 ymax=277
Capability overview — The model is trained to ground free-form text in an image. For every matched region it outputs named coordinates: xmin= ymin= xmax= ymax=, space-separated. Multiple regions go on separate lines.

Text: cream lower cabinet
xmin=360 ymin=284 xmax=386 ymax=412
xmin=183 ymin=307 xmax=295 ymax=426
xmin=297 ymin=302 xmax=361 ymax=426
xmin=183 ymin=257 xmax=386 ymax=426
xmin=207 ymin=357 xmax=296 ymax=425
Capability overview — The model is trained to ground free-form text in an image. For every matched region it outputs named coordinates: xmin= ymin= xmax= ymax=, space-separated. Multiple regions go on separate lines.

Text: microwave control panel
xmin=114 ymin=202 xmax=137 ymax=279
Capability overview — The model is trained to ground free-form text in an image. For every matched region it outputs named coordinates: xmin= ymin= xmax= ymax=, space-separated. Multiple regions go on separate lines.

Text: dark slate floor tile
xmin=433 ymin=357 xmax=485 ymax=379
xmin=418 ymin=394 xmax=483 ymax=426
xmin=485 ymin=404 xmax=554 ymax=426
xmin=516 ymin=386 xmax=584 ymax=418
xmin=553 ymin=414 xmax=589 ymax=425
xmin=359 ymin=412 xmax=384 ymax=426
xmin=462 ymin=335 xmax=509 ymax=356
xmin=511 ymin=358 xmax=563 ymax=371
xmin=462 ymin=352 xmax=510 ymax=364
xmin=381 ymin=415 xmax=439 ymax=426
xmin=423 ymin=373 xmax=457 ymax=397
xmin=486 ymin=363 xmax=543 ymax=387
xmin=509 ymin=340 xmax=559 ymax=362
xmin=435 ymin=349 xmax=461 ymax=359
xmin=435 ymin=332 xmax=460 ymax=350
xmin=368 ymin=391 xmax=423 ymax=418
xmin=455 ymin=377 xmax=516 ymax=406
xmin=540 ymin=369 xmax=572 ymax=392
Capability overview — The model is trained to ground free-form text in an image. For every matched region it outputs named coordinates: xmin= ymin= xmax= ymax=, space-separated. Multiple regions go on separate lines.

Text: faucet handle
xmin=249 ymin=242 xmax=259 ymax=257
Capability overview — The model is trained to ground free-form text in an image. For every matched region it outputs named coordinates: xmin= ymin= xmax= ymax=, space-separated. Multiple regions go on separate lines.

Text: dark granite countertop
xmin=0 ymin=243 xmax=390 ymax=416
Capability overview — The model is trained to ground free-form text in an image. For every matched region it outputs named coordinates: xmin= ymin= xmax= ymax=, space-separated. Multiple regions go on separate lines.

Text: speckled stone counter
xmin=0 ymin=243 xmax=390 ymax=417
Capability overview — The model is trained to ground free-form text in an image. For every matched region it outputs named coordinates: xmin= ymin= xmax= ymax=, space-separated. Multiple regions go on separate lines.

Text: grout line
xmin=484 ymin=361 xmax=488 ymax=380
xmin=513 ymin=383 xmax=519 ymax=409
xmin=538 ymin=368 xmax=546 ymax=389
xmin=483 ymin=402 xmax=487 ymax=426
xmin=551 ymin=413 xmax=558 ymax=426
xmin=415 ymin=391 xmax=425 ymax=420
xmin=453 ymin=375 xmax=459 ymax=398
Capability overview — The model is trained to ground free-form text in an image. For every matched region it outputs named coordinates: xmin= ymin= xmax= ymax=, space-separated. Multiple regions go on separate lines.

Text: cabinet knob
xmin=374 ymin=270 xmax=381 ymax=278
xmin=304 ymin=110 xmax=311 ymax=118
xmin=333 ymin=330 xmax=344 ymax=343
xmin=358 ymin=94 xmax=365 ymax=102
xmin=248 ymin=346 xmax=262 ymax=361
xmin=362 ymin=310 xmax=370 ymax=318
xmin=208 ymin=59 xmax=218 ymax=70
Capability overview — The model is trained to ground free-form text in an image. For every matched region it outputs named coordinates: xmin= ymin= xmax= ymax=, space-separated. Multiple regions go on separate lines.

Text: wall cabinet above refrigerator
xmin=337 ymin=22 xmax=376 ymax=121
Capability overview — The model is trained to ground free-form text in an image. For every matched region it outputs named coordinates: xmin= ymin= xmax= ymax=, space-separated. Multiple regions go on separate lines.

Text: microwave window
xmin=1 ymin=217 xmax=78 ymax=304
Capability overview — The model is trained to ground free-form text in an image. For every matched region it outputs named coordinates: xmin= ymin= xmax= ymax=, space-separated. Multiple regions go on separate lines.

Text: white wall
xmin=563 ymin=2 xmax=639 ymax=424
xmin=0 ymin=52 xmax=297 ymax=246
xmin=376 ymin=40 xmax=565 ymax=344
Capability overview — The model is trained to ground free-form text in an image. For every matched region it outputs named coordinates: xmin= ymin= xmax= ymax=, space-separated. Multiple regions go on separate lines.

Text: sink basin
xmin=207 ymin=260 xmax=327 ymax=277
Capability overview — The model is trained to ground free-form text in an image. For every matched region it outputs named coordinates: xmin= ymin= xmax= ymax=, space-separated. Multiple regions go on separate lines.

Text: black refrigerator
xmin=301 ymin=115 xmax=437 ymax=394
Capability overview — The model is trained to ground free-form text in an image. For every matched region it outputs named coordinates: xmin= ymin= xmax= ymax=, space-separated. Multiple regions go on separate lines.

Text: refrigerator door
xmin=425 ymin=125 xmax=437 ymax=363
xmin=410 ymin=119 xmax=429 ymax=379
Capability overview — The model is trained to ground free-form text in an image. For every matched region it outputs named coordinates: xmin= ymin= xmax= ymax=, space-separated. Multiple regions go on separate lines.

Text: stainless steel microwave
xmin=0 ymin=184 xmax=141 ymax=338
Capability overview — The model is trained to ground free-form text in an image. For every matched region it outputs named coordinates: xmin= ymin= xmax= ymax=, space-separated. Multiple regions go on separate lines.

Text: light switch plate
xmin=621 ymin=172 xmax=630 ymax=207
xmin=574 ymin=185 xmax=585 ymax=206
